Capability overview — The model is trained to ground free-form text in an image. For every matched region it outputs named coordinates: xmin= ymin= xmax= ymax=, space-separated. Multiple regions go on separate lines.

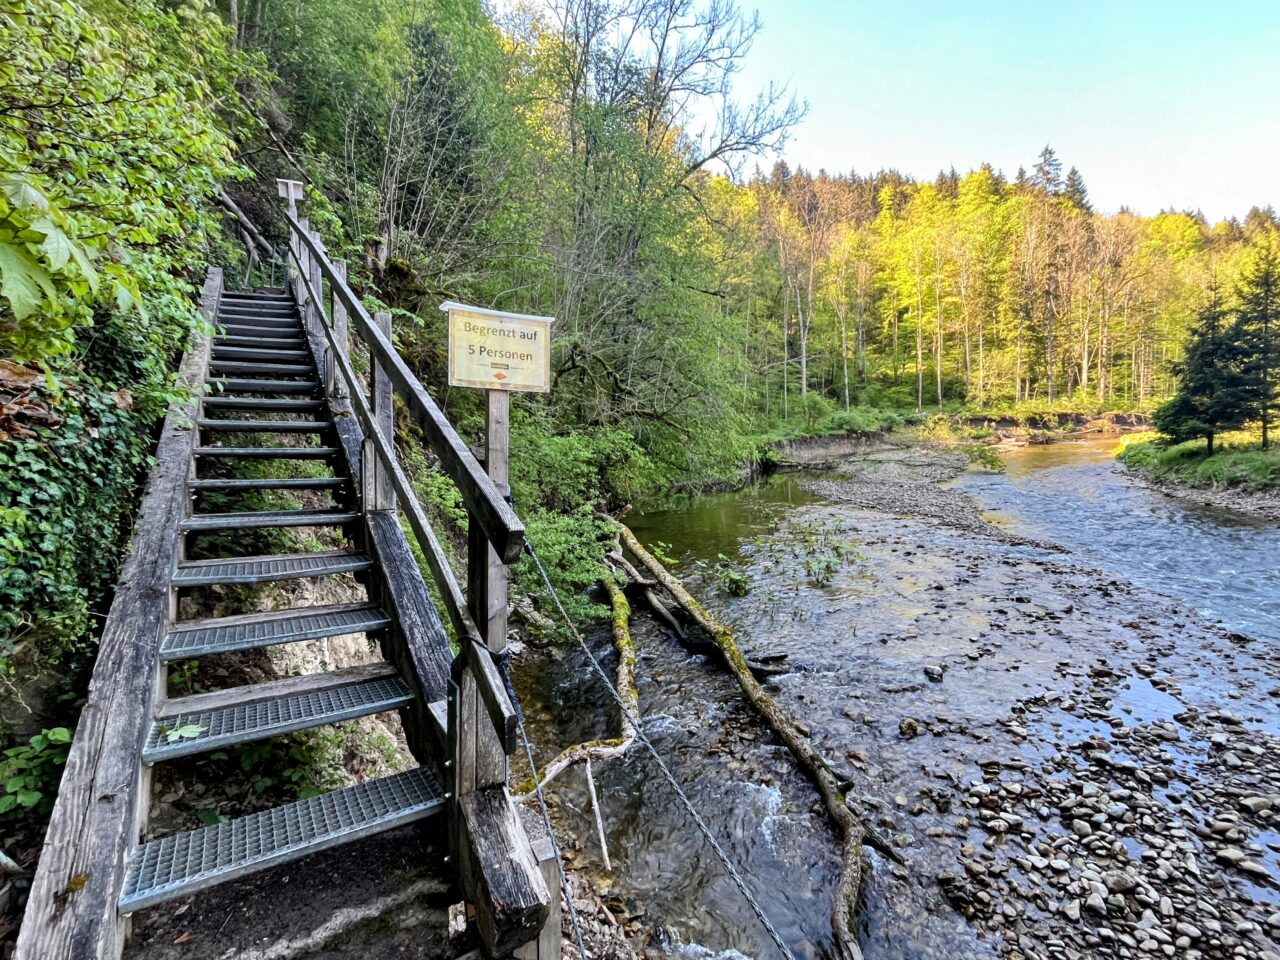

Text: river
xmin=517 ymin=439 xmax=1280 ymax=960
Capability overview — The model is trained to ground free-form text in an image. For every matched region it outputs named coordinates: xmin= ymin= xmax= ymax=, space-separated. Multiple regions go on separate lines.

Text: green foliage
xmin=710 ymin=554 xmax=750 ymax=597
xmin=0 ymin=0 xmax=262 ymax=662
xmin=228 ymin=726 xmax=351 ymax=799
xmin=0 ymin=0 xmax=252 ymax=366
xmin=0 ymin=390 xmax=154 ymax=658
xmin=513 ymin=506 xmax=613 ymax=632
xmin=509 ymin=411 xmax=661 ymax=512
xmin=0 ymin=726 xmax=71 ymax=818
xmin=1117 ymin=435 xmax=1280 ymax=492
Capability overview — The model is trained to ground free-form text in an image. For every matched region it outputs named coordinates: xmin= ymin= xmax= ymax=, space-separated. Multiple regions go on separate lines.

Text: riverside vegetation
xmin=2 ymin=0 xmax=1279 ymax=954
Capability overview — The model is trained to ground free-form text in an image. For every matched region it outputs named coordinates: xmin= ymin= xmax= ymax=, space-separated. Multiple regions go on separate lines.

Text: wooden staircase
xmin=18 ymin=207 xmax=557 ymax=959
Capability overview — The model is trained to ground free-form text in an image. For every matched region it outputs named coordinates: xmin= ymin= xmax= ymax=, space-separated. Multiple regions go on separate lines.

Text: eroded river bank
xmin=518 ymin=439 xmax=1280 ymax=960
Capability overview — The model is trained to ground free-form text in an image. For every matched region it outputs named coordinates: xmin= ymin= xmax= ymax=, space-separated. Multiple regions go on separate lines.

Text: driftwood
xmin=517 ymin=576 xmax=638 ymax=795
xmin=622 ymin=574 xmax=790 ymax=679
xmin=614 ymin=519 xmax=901 ymax=960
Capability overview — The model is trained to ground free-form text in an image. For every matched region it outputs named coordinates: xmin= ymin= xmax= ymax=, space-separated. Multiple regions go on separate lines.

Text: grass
xmin=1115 ymin=431 xmax=1280 ymax=492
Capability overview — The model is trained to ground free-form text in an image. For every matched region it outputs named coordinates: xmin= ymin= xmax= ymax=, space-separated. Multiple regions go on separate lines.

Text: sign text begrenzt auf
xmin=443 ymin=301 xmax=554 ymax=393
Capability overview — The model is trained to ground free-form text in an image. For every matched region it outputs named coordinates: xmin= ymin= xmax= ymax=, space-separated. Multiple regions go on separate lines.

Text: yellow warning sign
xmin=443 ymin=302 xmax=553 ymax=393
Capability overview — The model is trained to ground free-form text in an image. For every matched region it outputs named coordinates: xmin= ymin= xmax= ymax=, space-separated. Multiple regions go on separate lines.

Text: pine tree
xmin=1064 ymin=166 xmax=1091 ymax=212
xmin=1234 ymin=240 xmax=1279 ymax=448
xmin=1033 ymin=145 xmax=1062 ymax=195
xmin=1153 ymin=289 xmax=1250 ymax=454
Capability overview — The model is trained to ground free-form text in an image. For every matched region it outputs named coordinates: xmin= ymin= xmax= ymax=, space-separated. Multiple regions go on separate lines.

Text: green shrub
xmin=0 ymin=727 xmax=71 ymax=819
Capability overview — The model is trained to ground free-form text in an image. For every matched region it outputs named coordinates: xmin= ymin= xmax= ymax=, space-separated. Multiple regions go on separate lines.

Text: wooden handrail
xmin=285 ymin=212 xmax=524 ymax=563
xmin=283 ymin=227 xmax=517 ymax=753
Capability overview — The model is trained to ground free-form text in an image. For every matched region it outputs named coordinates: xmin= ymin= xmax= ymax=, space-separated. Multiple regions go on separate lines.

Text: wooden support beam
xmin=457 ymin=787 xmax=551 ymax=957
xmin=364 ymin=310 xmax=396 ymax=512
xmin=15 ymin=269 xmax=221 ymax=960
xmin=329 ymin=259 xmax=349 ymax=400
xmin=514 ymin=838 xmax=562 ymax=960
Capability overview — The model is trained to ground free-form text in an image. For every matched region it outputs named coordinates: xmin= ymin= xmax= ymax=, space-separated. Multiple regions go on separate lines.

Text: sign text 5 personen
xmin=443 ymin=302 xmax=553 ymax=394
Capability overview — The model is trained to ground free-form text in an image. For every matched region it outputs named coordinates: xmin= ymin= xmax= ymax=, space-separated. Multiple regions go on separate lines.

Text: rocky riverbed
xmin=522 ymin=443 xmax=1280 ymax=959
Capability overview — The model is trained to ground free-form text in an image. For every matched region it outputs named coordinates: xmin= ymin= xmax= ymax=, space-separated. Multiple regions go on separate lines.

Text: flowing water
xmin=517 ymin=439 xmax=1280 ymax=960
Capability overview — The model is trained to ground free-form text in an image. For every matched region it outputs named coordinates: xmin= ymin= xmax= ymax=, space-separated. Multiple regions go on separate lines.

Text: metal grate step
xmin=197 ymin=419 xmax=332 ymax=433
xmin=209 ymin=361 xmax=314 ymax=378
xmin=212 ymin=346 xmax=311 ymax=362
xmin=220 ymin=301 xmax=296 ymax=310
xmin=217 ymin=324 xmax=305 ymax=340
xmin=222 ymin=292 xmax=294 ymax=304
xmin=226 ymin=291 xmax=295 ymax=302
xmin=216 ymin=315 xmax=300 ymax=329
xmin=201 ymin=397 xmax=327 ymax=413
xmin=187 ymin=477 xmax=346 ymax=492
xmin=214 ymin=335 xmax=307 ymax=349
xmin=118 ymin=767 xmax=444 ymax=914
xmin=142 ymin=675 xmax=412 ymax=763
xmin=206 ymin=378 xmax=321 ymax=395
xmin=192 ymin=446 xmax=338 ymax=459
xmin=219 ymin=301 xmax=297 ymax=313
xmin=173 ymin=550 xmax=372 ymax=586
xmin=161 ymin=603 xmax=391 ymax=660
xmin=216 ymin=313 xmax=299 ymax=327
xmin=180 ymin=509 xmax=358 ymax=532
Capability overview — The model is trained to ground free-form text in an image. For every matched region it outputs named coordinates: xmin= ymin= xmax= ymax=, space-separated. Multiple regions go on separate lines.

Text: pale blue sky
xmin=729 ymin=0 xmax=1278 ymax=221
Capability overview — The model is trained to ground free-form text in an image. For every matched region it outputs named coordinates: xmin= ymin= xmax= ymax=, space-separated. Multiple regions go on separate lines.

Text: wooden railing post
xmin=294 ymin=216 xmax=311 ymax=315
xmin=277 ymin=179 xmax=303 ymax=287
xmin=459 ymin=389 xmax=511 ymax=794
xmin=308 ymin=228 xmax=324 ymax=341
xmin=329 ymin=259 xmax=349 ymax=399
xmin=363 ymin=310 xmax=396 ymax=512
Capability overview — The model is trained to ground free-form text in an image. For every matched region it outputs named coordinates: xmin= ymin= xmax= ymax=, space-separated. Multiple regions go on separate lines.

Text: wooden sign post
xmin=444 ymin=302 xmax=552 ymax=660
xmin=444 ymin=301 xmax=551 ymax=667
xmin=444 ymin=302 xmax=558 ymax=960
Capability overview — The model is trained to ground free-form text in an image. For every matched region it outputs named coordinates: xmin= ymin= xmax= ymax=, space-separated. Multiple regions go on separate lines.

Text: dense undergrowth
xmin=0 ymin=0 xmax=253 ymax=672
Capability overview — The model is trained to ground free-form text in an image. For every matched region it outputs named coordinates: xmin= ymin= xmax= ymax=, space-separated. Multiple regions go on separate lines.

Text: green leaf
xmin=0 ymin=240 xmax=58 ymax=320
xmin=44 ymin=727 xmax=72 ymax=743
xmin=165 ymin=723 xmax=205 ymax=742
xmin=17 ymin=789 xmax=43 ymax=808
xmin=1 ymin=175 xmax=50 ymax=214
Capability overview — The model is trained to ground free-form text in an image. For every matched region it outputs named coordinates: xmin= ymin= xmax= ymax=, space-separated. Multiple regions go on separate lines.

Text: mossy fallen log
xmin=613 ymin=518 xmax=899 ymax=960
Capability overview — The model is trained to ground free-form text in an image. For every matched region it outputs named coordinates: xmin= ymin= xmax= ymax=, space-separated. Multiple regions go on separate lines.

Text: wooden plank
xmin=515 ymin=837 xmax=562 ymax=960
xmin=467 ymin=527 xmax=508 ymax=786
xmin=154 ymin=661 xmax=397 ymax=719
xmin=288 ymin=214 xmax=524 ymax=562
xmin=365 ymin=311 xmax=396 ymax=511
xmin=328 ymin=259 xmax=349 ymax=399
xmin=317 ymin=359 xmax=453 ymax=762
xmin=457 ymin=787 xmax=551 ymax=957
xmin=15 ymin=269 xmax=222 ymax=960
